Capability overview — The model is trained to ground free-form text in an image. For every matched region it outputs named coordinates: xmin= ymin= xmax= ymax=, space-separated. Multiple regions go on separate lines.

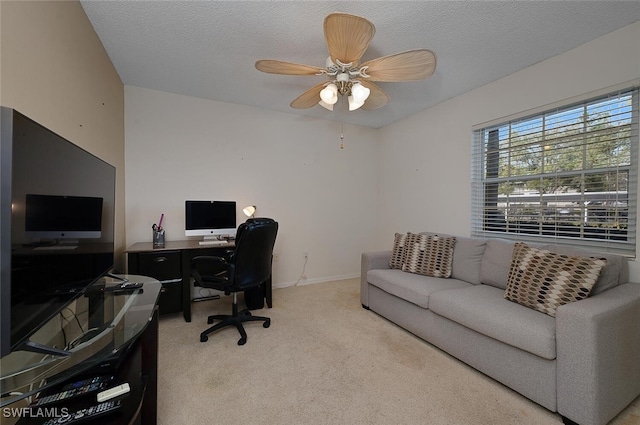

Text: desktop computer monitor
xmin=185 ymin=200 xmax=237 ymax=240
xmin=25 ymin=194 xmax=103 ymax=241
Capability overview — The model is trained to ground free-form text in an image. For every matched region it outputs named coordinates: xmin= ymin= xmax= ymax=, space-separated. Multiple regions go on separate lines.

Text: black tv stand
xmin=0 ymin=275 xmax=161 ymax=425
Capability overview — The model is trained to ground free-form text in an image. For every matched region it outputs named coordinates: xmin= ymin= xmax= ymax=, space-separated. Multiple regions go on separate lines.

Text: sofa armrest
xmin=360 ymin=251 xmax=391 ymax=307
xmin=556 ymin=282 xmax=640 ymax=425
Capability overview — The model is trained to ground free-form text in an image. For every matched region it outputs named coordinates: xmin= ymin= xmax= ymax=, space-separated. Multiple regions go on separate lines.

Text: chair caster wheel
xmin=263 ymin=319 xmax=270 ymax=328
xmin=238 ymin=338 xmax=246 ymax=346
xmin=200 ymin=335 xmax=208 ymax=342
xmin=246 ymin=311 xmax=252 ymax=316
xmin=207 ymin=317 xmax=214 ymax=324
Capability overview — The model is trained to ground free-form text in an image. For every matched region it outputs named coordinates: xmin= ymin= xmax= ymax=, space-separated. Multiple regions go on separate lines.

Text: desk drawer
xmin=158 ymin=279 xmax=182 ymax=314
xmin=137 ymin=251 xmax=181 ymax=281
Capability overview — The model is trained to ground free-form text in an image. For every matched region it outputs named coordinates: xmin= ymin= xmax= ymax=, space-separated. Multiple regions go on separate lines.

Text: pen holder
xmin=153 ymin=229 xmax=165 ymax=248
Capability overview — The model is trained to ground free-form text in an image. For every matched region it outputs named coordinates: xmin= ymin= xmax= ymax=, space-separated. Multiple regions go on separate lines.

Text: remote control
xmin=96 ymin=383 xmax=130 ymax=402
xmin=41 ymin=399 xmax=121 ymax=425
xmin=32 ymin=376 xmax=114 ymax=407
xmin=61 ymin=375 xmax=114 ymax=392
xmin=102 ymin=282 xmax=143 ymax=292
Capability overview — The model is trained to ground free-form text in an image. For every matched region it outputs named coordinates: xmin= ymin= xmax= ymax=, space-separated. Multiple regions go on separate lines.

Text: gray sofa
xmin=360 ymin=235 xmax=640 ymax=425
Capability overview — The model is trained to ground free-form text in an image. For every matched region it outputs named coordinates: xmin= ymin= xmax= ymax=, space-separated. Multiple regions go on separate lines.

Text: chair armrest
xmin=556 ymin=282 xmax=640 ymax=425
xmin=360 ymin=251 xmax=392 ymax=307
xmin=191 ymin=255 xmax=227 ymax=264
xmin=191 ymin=256 xmax=229 ymax=288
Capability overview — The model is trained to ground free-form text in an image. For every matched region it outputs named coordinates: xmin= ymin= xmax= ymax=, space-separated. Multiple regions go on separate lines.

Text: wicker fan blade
xmin=359 ymin=81 xmax=389 ymax=111
xmin=360 ymin=49 xmax=436 ymax=82
xmin=324 ymin=12 xmax=375 ymax=65
xmin=290 ymin=83 xmax=327 ymax=109
xmin=255 ymin=60 xmax=322 ymax=75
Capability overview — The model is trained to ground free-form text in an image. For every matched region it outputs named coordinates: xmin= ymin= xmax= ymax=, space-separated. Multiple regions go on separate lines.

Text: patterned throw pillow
xmin=389 ymin=232 xmax=409 ymax=269
xmin=504 ymin=242 xmax=607 ymax=317
xmin=403 ymin=233 xmax=456 ymax=278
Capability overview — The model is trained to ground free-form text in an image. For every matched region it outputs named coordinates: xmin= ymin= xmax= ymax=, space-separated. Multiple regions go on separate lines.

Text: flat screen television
xmin=185 ymin=200 xmax=237 ymax=240
xmin=0 ymin=107 xmax=116 ymax=357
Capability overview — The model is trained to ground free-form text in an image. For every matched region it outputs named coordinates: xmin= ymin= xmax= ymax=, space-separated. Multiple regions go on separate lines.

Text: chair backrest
xmin=231 ymin=218 xmax=278 ymax=290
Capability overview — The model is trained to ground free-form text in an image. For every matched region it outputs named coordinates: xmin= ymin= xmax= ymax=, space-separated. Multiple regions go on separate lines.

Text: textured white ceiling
xmin=80 ymin=1 xmax=640 ymax=129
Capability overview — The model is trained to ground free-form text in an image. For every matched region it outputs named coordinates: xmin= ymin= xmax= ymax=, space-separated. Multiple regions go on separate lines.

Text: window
xmin=472 ymin=88 xmax=639 ymax=256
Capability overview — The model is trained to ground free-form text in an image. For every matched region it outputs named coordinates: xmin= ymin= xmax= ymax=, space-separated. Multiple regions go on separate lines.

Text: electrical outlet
xmin=273 ymin=254 xmax=279 ymax=262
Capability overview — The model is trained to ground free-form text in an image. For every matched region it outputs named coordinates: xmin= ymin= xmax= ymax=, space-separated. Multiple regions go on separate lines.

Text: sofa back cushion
xmin=480 ymin=239 xmax=515 ymax=289
xmin=451 ymin=237 xmax=487 ymax=285
xmin=541 ymin=244 xmax=628 ymax=294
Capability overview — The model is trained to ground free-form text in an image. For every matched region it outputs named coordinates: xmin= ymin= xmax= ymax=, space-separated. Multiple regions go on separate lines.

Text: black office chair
xmin=191 ymin=217 xmax=278 ymax=345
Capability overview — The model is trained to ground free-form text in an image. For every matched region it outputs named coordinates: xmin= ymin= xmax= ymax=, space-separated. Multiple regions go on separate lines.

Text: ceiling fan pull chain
xmin=340 ymin=122 xmax=345 ymax=150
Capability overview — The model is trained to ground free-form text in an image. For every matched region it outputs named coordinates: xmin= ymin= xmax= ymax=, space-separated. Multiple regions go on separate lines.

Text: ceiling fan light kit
xmin=351 ymin=83 xmax=370 ymax=102
xmin=255 ymin=12 xmax=436 ymax=113
xmin=318 ymin=99 xmax=334 ymax=111
xmin=320 ymin=83 xmax=339 ymax=105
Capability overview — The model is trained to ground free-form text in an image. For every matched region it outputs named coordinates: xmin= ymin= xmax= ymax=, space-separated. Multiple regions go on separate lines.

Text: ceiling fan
xmin=255 ymin=12 xmax=437 ymax=112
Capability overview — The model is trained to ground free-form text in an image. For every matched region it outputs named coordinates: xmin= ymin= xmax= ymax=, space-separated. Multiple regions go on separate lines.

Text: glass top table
xmin=0 ymin=275 xmax=161 ymax=408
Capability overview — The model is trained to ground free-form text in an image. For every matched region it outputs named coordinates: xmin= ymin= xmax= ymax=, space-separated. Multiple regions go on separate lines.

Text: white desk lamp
xmin=243 ymin=205 xmax=256 ymax=218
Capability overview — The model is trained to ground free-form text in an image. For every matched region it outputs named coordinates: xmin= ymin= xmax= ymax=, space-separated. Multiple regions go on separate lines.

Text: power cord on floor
xmin=295 ymin=253 xmax=308 ymax=286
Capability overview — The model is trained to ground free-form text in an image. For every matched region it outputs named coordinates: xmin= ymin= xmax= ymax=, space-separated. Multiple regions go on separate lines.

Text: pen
xmin=158 ymin=214 xmax=164 ymax=231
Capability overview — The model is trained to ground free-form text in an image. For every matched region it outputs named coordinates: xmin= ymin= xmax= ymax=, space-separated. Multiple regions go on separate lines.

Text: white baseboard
xmin=188 ymin=273 xmax=360 ymax=296
xmin=274 ymin=272 xmax=360 ymax=288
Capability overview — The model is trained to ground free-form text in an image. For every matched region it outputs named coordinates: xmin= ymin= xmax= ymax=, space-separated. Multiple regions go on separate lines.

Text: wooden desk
xmin=126 ymin=240 xmax=272 ymax=322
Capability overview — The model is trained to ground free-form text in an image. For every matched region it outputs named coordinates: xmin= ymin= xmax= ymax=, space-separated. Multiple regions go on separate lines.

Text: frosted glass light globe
xmin=320 ymin=84 xmax=338 ymax=104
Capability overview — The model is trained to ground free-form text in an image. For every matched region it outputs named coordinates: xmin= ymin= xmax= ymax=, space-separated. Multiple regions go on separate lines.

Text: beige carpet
xmin=156 ymin=278 xmax=640 ymax=425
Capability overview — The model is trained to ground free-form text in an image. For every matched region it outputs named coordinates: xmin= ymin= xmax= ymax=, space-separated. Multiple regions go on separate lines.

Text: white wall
xmin=126 ymin=22 xmax=640 ymax=285
xmin=0 ymin=1 xmax=125 ymax=268
xmin=378 ymin=22 xmax=640 ymax=279
xmin=125 ymin=86 xmax=379 ymax=286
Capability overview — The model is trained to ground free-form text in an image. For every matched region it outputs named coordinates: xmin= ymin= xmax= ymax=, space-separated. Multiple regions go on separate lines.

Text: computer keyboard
xmin=34 ymin=245 xmax=78 ymax=250
xmin=198 ymin=240 xmax=227 ymax=246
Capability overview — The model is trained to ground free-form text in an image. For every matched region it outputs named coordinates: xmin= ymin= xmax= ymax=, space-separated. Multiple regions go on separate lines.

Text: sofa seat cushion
xmin=429 ymin=285 xmax=557 ymax=360
xmin=367 ymin=269 xmax=472 ymax=309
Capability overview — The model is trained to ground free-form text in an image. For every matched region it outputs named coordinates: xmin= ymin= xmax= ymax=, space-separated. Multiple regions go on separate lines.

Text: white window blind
xmin=472 ymin=88 xmax=639 ymax=256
